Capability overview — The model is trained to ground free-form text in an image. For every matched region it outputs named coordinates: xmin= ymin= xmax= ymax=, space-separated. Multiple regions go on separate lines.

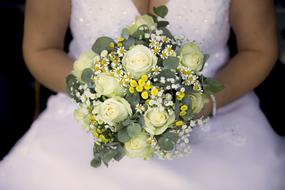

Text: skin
xmin=24 ymin=0 xmax=278 ymax=116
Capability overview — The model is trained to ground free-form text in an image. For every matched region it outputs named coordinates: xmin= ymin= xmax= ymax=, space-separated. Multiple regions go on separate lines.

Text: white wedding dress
xmin=1 ymin=0 xmax=285 ymax=189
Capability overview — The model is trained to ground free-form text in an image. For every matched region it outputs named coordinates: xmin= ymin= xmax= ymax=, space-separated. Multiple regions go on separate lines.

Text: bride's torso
xmin=69 ymin=0 xmax=231 ymax=76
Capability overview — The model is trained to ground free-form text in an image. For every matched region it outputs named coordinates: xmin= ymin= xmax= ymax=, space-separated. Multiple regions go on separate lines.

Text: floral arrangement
xmin=66 ymin=6 xmax=223 ymax=168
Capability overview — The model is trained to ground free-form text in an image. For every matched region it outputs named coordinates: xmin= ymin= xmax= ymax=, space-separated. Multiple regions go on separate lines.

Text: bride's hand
xmin=193 ymin=98 xmax=213 ymax=119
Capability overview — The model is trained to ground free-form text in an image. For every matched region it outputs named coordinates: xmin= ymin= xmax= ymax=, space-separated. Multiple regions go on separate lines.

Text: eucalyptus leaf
xmin=156 ymin=69 xmax=176 ymax=80
xmin=121 ymin=28 xmax=130 ymax=39
xmin=157 ymin=21 xmax=169 ymax=28
xmin=92 ymin=36 xmax=115 ymax=54
xmin=117 ymin=129 xmax=131 ymax=143
xmin=153 ymin=6 xmax=168 ymax=18
xmin=114 ymin=145 xmax=126 ymax=161
xmin=162 ymin=132 xmax=179 ymax=143
xmin=123 ymin=37 xmax=136 ymax=50
xmin=81 ymin=68 xmax=94 ymax=84
xmin=127 ymin=123 xmax=142 ymax=138
xmin=102 ymin=149 xmax=117 ymax=165
xmin=158 ymin=136 xmax=175 ymax=151
xmin=175 ymin=100 xmax=180 ymax=119
xmin=90 ymin=157 xmax=102 ymax=168
xmin=163 ymin=56 xmax=179 ymax=70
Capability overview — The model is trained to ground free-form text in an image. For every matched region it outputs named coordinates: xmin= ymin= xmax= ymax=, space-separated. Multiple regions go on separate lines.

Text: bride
xmin=1 ymin=0 xmax=284 ymax=189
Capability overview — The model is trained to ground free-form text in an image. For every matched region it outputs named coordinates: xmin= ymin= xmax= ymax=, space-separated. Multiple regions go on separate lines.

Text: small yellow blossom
xmin=136 ymin=85 xmax=143 ymax=92
xmin=151 ymin=87 xmax=159 ymax=96
xmin=130 ymin=80 xmax=138 ymax=87
xmin=138 ymin=79 xmax=146 ymax=86
xmin=179 ymin=111 xmax=187 ymax=117
xmin=129 ymin=87 xmax=135 ymax=94
xmin=144 ymin=83 xmax=152 ymax=90
xmin=141 ymin=74 xmax=148 ymax=81
xmin=117 ymin=37 xmax=125 ymax=42
xmin=175 ymin=121 xmax=185 ymax=127
xmin=141 ymin=91 xmax=149 ymax=99
xmin=180 ymin=105 xmax=188 ymax=111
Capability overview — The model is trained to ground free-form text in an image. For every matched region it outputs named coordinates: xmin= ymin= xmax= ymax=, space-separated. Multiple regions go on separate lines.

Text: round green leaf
xmin=90 ymin=157 xmax=101 ymax=168
xmin=92 ymin=36 xmax=115 ymax=54
xmin=117 ymin=129 xmax=131 ymax=143
xmin=81 ymin=68 xmax=94 ymax=84
xmin=158 ymin=136 xmax=175 ymax=151
xmin=127 ymin=123 xmax=142 ymax=138
xmin=153 ymin=5 xmax=168 ymax=18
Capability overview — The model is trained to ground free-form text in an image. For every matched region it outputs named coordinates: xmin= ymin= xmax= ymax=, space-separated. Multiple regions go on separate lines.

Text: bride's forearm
xmin=214 ymin=50 xmax=277 ymax=109
xmin=24 ymin=47 xmax=73 ymax=93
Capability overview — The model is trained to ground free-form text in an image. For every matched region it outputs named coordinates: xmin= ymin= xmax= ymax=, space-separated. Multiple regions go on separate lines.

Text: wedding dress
xmin=1 ymin=0 xmax=285 ymax=189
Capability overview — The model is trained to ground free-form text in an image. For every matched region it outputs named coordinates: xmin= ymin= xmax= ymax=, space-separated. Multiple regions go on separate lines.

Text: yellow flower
xmin=175 ymin=121 xmax=184 ymax=127
xmin=176 ymin=92 xmax=185 ymax=101
xmin=99 ymin=134 xmax=109 ymax=143
xmin=179 ymin=111 xmax=187 ymax=117
xmin=130 ymin=80 xmax=138 ymax=87
xmin=136 ymin=85 xmax=143 ymax=92
xmin=180 ymin=105 xmax=188 ymax=111
xmin=118 ymin=43 xmax=123 ymax=47
xmin=117 ymin=37 xmax=125 ymax=42
xmin=144 ymin=83 xmax=152 ymax=90
xmin=151 ymin=88 xmax=159 ymax=96
xmin=129 ymin=87 xmax=135 ymax=94
xmin=141 ymin=91 xmax=149 ymax=99
xmin=141 ymin=74 xmax=148 ymax=81
xmin=138 ymin=79 xmax=146 ymax=86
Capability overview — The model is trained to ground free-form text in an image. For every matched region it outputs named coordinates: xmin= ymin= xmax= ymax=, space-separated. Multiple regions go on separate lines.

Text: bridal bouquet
xmin=66 ymin=6 xmax=223 ymax=168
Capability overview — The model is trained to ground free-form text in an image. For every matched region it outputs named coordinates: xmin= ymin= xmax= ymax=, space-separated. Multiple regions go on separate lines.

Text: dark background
xmin=0 ymin=0 xmax=285 ymax=160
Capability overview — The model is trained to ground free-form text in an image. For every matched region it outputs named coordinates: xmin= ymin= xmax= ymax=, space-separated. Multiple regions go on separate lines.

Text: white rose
xmin=128 ymin=15 xmax=157 ymax=35
xmin=95 ymin=96 xmax=132 ymax=126
xmin=179 ymin=42 xmax=204 ymax=72
xmin=143 ymin=108 xmax=175 ymax=135
xmin=125 ymin=132 xmax=153 ymax=159
xmin=72 ymin=51 xmax=99 ymax=80
xmin=123 ymin=45 xmax=157 ymax=79
xmin=190 ymin=93 xmax=208 ymax=113
xmin=94 ymin=73 xmax=124 ymax=97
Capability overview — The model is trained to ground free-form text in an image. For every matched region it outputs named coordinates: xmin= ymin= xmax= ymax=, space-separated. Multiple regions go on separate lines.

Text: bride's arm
xmin=23 ymin=0 xmax=73 ymax=93
xmin=201 ymin=0 xmax=278 ymax=116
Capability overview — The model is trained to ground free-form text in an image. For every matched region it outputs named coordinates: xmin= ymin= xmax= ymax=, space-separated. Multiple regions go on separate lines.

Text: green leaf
xmin=102 ymin=149 xmax=117 ymax=165
xmin=92 ymin=36 xmax=115 ymax=54
xmin=175 ymin=100 xmax=180 ymax=119
xmin=113 ymin=145 xmax=126 ymax=161
xmin=157 ymin=21 xmax=169 ymax=28
xmin=158 ymin=69 xmax=176 ymax=78
xmin=203 ymin=78 xmax=224 ymax=94
xmin=123 ymin=37 xmax=135 ymax=50
xmin=127 ymin=123 xmax=142 ymax=138
xmin=81 ymin=68 xmax=94 ymax=84
xmin=158 ymin=136 xmax=175 ymax=151
xmin=163 ymin=56 xmax=179 ymax=70
xmin=90 ymin=157 xmax=102 ymax=168
xmin=117 ymin=129 xmax=131 ymax=143
xmin=153 ymin=6 xmax=168 ymax=18
xmin=162 ymin=132 xmax=179 ymax=143
xmin=121 ymin=28 xmax=129 ymax=39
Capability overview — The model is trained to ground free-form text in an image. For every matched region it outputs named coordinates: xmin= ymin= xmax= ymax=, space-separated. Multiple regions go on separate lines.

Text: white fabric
xmin=1 ymin=0 xmax=285 ymax=189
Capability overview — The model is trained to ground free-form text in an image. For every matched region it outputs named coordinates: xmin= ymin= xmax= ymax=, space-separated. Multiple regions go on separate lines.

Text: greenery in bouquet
xmin=66 ymin=6 xmax=224 ymax=168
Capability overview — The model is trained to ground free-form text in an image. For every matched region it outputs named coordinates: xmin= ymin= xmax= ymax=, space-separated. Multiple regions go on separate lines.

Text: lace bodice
xmin=69 ymin=0 xmax=231 ymax=76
